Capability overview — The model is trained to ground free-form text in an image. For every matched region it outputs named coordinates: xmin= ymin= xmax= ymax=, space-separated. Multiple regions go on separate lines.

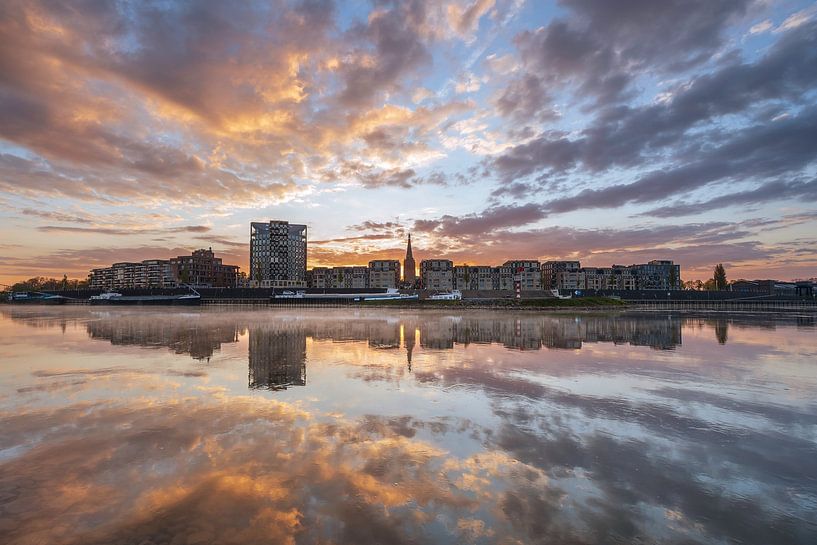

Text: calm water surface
xmin=1 ymin=307 xmax=816 ymax=544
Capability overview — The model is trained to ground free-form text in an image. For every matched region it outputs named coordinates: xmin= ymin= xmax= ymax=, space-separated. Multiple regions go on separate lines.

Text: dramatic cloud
xmin=0 ymin=0 xmax=816 ymax=281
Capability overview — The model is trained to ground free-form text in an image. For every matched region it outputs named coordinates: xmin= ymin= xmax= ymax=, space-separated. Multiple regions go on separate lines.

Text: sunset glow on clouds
xmin=1 ymin=0 xmax=816 ymax=283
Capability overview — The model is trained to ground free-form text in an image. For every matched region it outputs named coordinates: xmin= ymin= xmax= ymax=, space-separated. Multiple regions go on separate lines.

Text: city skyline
xmin=2 ymin=1 xmax=817 ymax=284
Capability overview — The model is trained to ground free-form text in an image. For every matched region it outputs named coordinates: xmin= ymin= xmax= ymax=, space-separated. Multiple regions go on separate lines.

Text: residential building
xmin=630 ymin=260 xmax=681 ymax=290
xmin=89 ymin=262 xmax=142 ymax=290
xmin=142 ymin=259 xmax=174 ymax=288
xmin=369 ymin=260 xmax=401 ymax=289
xmin=403 ymin=234 xmax=416 ymax=285
xmin=307 ymin=267 xmax=330 ymax=288
xmin=90 ymin=257 xmax=201 ymax=290
xmin=583 ymin=267 xmax=613 ymax=290
xmin=420 ymin=259 xmax=454 ymax=291
xmin=170 ymin=248 xmax=239 ymax=287
xmin=250 ymin=220 xmax=308 ymax=287
xmin=329 ymin=266 xmax=369 ymax=289
xmin=498 ymin=260 xmax=542 ymax=291
xmin=610 ymin=265 xmax=637 ymax=290
xmin=453 ymin=265 xmax=496 ymax=290
xmin=541 ymin=261 xmax=581 ymax=290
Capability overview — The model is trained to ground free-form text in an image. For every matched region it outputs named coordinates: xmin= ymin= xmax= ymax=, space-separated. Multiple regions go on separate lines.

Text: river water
xmin=1 ymin=307 xmax=815 ymax=544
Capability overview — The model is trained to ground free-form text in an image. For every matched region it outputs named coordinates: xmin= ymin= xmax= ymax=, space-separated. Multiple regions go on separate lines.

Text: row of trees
xmin=682 ymin=264 xmax=729 ymax=291
xmin=3 ymin=275 xmax=89 ymax=293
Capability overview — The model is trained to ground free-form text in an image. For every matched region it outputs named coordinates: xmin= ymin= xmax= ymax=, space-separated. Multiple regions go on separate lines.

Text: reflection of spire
xmin=405 ymin=324 xmax=416 ymax=372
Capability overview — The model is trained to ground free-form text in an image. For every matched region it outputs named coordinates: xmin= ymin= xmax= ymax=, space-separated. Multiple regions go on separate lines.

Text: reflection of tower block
xmin=248 ymin=329 xmax=307 ymax=390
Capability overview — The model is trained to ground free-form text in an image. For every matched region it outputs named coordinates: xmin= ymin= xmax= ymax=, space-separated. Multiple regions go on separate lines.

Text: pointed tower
xmin=403 ymin=234 xmax=416 ymax=285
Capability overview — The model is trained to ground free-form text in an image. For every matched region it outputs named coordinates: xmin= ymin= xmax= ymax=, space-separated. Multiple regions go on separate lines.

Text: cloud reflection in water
xmin=0 ymin=308 xmax=815 ymax=544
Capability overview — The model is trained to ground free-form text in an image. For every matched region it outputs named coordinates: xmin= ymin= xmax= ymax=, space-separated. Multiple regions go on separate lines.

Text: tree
xmin=713 ymin=264 xmax=728 ymax=290
xmin=61 ymin=274 xmax=68 ymax=290
xmin=703 ymin=278 xmax=717 ymax=291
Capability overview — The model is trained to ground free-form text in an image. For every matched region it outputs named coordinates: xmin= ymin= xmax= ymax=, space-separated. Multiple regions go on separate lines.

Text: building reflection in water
xmin=76 ymin=312 xmax=685 ymax=369
xmin=85 ymin=313 xmax=242 ymax=361
xmin=248 ymin=327 xmax=307 ymax=390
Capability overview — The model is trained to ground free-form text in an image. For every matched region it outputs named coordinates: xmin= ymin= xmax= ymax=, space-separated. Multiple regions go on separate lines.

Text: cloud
xmin=749 ymin=19 xmax=773 ymax=34
xmin=642 ymin=178 xmax=817 ymax=218
xmin=36 ymin=225 xmax=211 ymax=236
xmin=491 ymin=20 xmax=817 ymax=186
xmin=493 ymin=0 xmax=756 ymax=120
xmin=447 ymin=0 xmax=495 ymax=38
xmin=537 ymin=106 xmax=817 ymax=215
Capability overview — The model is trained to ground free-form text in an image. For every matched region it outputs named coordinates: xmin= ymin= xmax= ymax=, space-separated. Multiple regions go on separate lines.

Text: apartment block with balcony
xmin=420 ymin=259 xmax=454 ymax=291
xmin=453 ymin=265 xmax=496 ymax=290
xmin=307 ymin=267 xmax=330 ymax=288
xmin=541 ymin=261 xmax=581 ymax=290
xmin=498 ymin=260 xmax=542 ymax=291
xmin=369 ymin=260 xmax=401 ymax=289
xmin=170 ymin=248 xmax=239 ymax=288
xmin=329 ymin=266 xmax=369 ymax=289
xmin=90 ymin=260 xmax=178 ymax=290
xmin=630 ymin=260 xmax=681 ymax=290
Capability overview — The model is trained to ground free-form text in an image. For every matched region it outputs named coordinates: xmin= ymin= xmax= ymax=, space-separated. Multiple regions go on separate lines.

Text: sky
xmin=1 ymin=0 xmax=816 ymax=284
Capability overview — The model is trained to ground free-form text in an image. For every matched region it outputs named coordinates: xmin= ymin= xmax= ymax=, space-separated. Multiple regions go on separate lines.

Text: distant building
xmin=420 ymin=259 xmax=454 ymax=291
xmin=89 ymin=251 xmax=238 ymax=290
xmin=250 ymin=220 xmax=307 ymax=288
xmin=403 ymin=234 xmax=416 ymax=285
xmin=541 ymin=261 xmax=581 ymax=290
xmin=731 ymin=279 xmax=797 ymax=296
xmin=454 ymin=265 xmax=496 ymax=291
xmin=610 ymin=265 xmax=637 ymax=290
xmin=630 ymin=260 xmax=680 ymax=290
xmin=329 ymin=266 xmax=369 ymax=289
xmin=369 ymin=260 xmax=401 ymax=289
xmin=542 ymin=259 xmax=679 ymax=291
xmin=90 ymin=260 xmax=171 ymax=290
xmin=498 ymin=260 xmax=541 ymax=291
xmin=142 ymin=259 xmax=175 ymax=288
xmin=307 ymin=267 xmax=330 ymax=288
xmin=170 ymin=248 xmax=239 ymax=288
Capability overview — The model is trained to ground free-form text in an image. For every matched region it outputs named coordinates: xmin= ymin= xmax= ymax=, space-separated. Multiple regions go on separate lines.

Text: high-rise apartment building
xmin=250 ymin=220 xmax=307 ymax=287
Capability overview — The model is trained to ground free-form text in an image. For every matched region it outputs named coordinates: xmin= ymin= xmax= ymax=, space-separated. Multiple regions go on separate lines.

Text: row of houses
xmin=305 ymin=259 xmax=681 ymax=292
xmin=307 ymin=261 xmax=401 ymax=289
xmin=89 ymin=248 xmax=240 ymax=290
xmin=541 ymin=260 xmax=681 ymax=291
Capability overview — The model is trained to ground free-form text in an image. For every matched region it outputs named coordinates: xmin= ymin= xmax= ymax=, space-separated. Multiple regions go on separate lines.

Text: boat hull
xmin=8 ymin=297 xmax=67 ymax=305
xmin=89 ymin=296 xmax=200 ymax=306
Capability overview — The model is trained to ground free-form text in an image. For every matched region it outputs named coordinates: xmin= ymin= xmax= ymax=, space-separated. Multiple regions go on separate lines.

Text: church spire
xmin=403 ymin=233 xmax=416 ymax=284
